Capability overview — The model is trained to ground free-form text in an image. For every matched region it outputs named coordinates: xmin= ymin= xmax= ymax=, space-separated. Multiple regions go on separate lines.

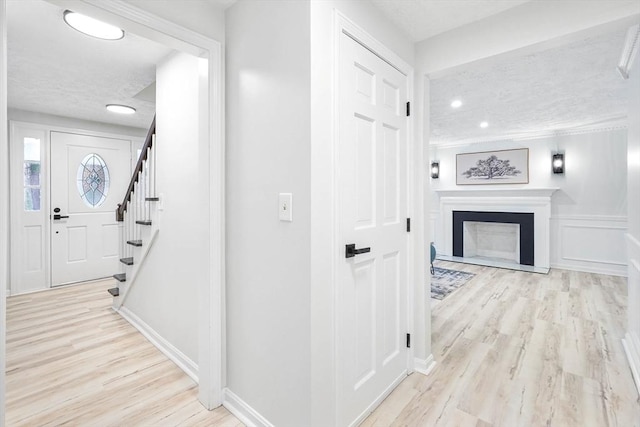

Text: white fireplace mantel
xmin=437 ymin=188 xmax=559 ymax=270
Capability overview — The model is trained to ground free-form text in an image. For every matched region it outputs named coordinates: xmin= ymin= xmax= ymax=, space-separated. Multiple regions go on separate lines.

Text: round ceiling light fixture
xmin=480 ymin=121 xmax=489 ymax=128
xmin=450 ymin=99 xmax=463 ymax=108
xmin=106 ymin=104 xmax=136 ymax=115
xmin=63 ymin=10 xmax=124 ymax=40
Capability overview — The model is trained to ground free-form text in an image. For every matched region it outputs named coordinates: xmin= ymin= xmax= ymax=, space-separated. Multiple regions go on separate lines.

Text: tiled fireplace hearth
xmin=436 ymin=188 xmax=558 ymax=273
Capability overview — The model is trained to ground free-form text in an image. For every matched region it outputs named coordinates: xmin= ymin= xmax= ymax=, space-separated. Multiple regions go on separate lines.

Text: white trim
xmin=552 ymin=214 xmax=628 ymax=222
xmin=0 ymin=0 xmax=8 ymax=423
xmin=622 ymin=332 xmax=640 ymax=396
xmin=430 ymin=123 xmax=628 ymax=148
xmin=40 ymin=0 xmax=225 ymax=409
xmin=618 ymin=24 xmax=640 ymax=79
xmin=628 ymin=232 xmax=640 ymax=250
xmin=223 ymin=389 xmax=274 ymax=427
xmin=413 ymin=355 xmax=436 ymax=376
xmin=115 ymin=306 xmax=198 ymax=383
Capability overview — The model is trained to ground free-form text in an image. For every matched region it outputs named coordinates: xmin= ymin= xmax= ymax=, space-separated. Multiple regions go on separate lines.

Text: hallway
xmin=5 ymin=279 xmax=242 ymax=426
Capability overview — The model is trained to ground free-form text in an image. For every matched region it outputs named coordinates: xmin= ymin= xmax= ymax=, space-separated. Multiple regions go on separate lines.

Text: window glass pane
xmin=24 ymin=188 xmax=41 ymax=211
xmin=24 ymin=137 xmax=40 ymax=161
xmin=24 ymin=161 xmax=41 ymax=186
xmin=23 ymin=137 xmax=41 ymax=211
xmin=76 ymin=153 xmax=110 ymax=208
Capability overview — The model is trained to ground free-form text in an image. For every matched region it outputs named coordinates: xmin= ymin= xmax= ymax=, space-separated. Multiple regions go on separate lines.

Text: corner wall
xmin=428 ymin=130 xmax=628 ymax=276
xmin=225 ymin=1 xmax=312 ymax=425
xmin=123 ymin=51 xmax=206 ymax=368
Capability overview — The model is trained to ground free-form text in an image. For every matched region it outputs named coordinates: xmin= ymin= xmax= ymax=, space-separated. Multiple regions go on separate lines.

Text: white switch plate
xmin=279 ymin=193 xmax=293 ymax=222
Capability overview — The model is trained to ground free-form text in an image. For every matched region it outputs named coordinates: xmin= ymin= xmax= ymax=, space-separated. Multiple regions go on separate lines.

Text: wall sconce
xmin=552 ymin=153 xmax=564 ymax=174
xmin=430 ymin=161 xmax=440 ymax=179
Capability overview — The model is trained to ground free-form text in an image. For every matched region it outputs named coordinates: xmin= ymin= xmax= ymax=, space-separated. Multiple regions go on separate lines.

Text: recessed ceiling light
xmin=63 ymin=10 xmax=125 ymax=40
xmin=451 ymin=99 xmax=463 ymax=108
xmin=106 ymin=104 xmax=136 ymax=115
xmin=480 ymin=121 xmax=489 ymax=128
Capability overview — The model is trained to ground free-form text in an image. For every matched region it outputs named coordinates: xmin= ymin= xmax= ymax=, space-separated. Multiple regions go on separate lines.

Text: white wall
xmin=123 ymin=52 xmax=207 ymax=365
xmin=123 ymin=0 xmax=225 ymax=43
xmin=225 ymin=1 xmax=311 ymax=425
xmin=624 ymin=36 xmax=640 ymax=392
xmin=429 ymin=129 xmax=628 ymax=275
xmin=225 ymin=0 xmax=417 ymax=425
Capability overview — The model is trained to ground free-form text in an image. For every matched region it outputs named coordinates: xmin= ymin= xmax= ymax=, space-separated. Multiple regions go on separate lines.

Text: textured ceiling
xmin=370 ymin=0 xmax=530 ymax=42
xmin=429 ymin=27 xmax=629 ymax=146
xmin=7 ymin=0 xmax=174 ymax=129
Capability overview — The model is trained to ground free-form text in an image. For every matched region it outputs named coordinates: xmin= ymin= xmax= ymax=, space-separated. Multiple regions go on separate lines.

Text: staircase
xmin=109 ymin=117 xmax=159 ymax=302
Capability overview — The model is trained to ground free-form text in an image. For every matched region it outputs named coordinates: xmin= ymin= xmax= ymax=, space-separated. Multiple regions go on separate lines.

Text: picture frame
xmin=456 ymin=148 xmax=529 ymax=185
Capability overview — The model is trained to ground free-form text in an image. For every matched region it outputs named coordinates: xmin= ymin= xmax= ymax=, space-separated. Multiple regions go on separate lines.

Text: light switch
xmin=279 ymin=193 xmax=293 ymax=222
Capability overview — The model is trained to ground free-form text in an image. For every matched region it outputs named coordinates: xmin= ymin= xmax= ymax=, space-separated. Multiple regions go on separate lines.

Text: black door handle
xmin=345 ymin=243 xmax=371 ymax=258
xmin=53 ymin=214 xmax=69 ymax=220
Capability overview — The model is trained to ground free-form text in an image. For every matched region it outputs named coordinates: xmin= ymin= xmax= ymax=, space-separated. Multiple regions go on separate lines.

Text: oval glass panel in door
xmin=76 ymin=153 xmax=110 ymax=207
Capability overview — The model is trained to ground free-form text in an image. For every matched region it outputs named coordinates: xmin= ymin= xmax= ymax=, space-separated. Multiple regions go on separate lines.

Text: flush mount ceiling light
xmin=63 ymin=10 xmax=124 ymax=40
xmin=450 ymin=99 xmax=462 ymax=108
xmin=106 ymin=104 xmax=136 ymax=115
xmin=480 ymin=121 xmax=489 ymax=128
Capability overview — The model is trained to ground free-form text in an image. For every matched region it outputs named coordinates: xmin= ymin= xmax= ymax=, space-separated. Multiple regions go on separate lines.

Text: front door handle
xmin=53 ymin=214 xmax=69 ymax=220
xmin=345 ymin=243 xmax=371 ymax=258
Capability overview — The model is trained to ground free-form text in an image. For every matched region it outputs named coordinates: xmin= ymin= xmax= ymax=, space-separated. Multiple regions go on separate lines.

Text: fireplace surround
xmin=436 ymin=188 xmax=558 ymax=272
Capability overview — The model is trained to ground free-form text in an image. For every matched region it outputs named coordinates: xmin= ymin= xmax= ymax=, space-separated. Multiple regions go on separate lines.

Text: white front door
xmin=337 ymin=33 xmax=410 ymax=426
xmin=50 ymin=132 xmax=130 ymax=286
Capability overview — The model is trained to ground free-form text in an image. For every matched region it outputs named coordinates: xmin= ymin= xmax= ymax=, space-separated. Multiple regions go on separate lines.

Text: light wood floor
xmin=6 ymin=279 xmax=243 ymax=427
xmin=363 ymin=261 xmax=640 ymax=427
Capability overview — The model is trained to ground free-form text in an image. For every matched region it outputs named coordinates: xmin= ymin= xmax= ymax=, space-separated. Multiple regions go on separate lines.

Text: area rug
xmin=431 ymin=267 xmax=475 ymax=300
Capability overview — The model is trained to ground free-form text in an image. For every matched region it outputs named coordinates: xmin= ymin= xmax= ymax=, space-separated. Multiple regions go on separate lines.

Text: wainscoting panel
xmin=624 ymin=233 xmax=640 ymax=394
xmin=550 ymin=215 xmax=628 ymax=276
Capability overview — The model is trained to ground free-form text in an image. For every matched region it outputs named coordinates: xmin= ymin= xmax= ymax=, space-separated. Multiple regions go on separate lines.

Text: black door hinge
xmin=406 ymin=333 xmax=411 ymax=348
xmin=406 ymin=218 xmax=411 ymax=232
xmin=406 ymin=101 xmax=410 ymax=117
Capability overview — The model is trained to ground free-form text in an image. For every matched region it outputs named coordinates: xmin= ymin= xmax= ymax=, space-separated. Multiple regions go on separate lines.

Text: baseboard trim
xmin=414 ymin=354 xmax=436 ymax=376
xmin=223 ymin=388 xmax=274 ymax=427
xmin=115 ymin=306 xmax=199 ymax=384
xmin=623 ymin=332 xmax=640 ymax=396
xmin=550 ymin=262 xmax=627 ymax=277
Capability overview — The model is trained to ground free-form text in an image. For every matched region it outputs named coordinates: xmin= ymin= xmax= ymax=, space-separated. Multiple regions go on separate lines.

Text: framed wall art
xmin=456 ymin=148 xmax=529 ymax=185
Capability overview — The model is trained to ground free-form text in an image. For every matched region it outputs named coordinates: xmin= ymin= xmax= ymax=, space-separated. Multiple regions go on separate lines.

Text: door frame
xmin=0 ymin=0 xmax=226 ymax=414
xmin=9 ymin=121 xmax=143 ymax=294
xmin=332 ymin=11 xmax=417 ymax=425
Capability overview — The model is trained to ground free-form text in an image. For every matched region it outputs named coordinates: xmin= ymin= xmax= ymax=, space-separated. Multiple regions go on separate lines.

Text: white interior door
xmin=50 ymin=132 xmax=130 ymax=286
xmin=337 ymin=33 xmax=409 ymax=426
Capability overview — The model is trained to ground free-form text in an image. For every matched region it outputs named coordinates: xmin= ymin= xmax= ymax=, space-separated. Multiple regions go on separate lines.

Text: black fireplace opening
xmin=452 ymin=211 xmax=534 ymax=266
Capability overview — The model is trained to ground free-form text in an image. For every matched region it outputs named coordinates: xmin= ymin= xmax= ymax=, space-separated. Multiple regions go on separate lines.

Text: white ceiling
xmin=370 ymin=0 xmax=531 ymax=42
xmin=429 ymin=26 xmax=630 ymax=145
xmin=7 ymin=0 xmax=174 ymax=129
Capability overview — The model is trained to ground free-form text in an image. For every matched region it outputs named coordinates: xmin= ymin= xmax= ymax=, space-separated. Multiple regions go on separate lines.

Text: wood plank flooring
xmin=6 ymin=279 xmax=243 ymax=427
xmin=363 ymin=262 xmax=640 ymax=426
